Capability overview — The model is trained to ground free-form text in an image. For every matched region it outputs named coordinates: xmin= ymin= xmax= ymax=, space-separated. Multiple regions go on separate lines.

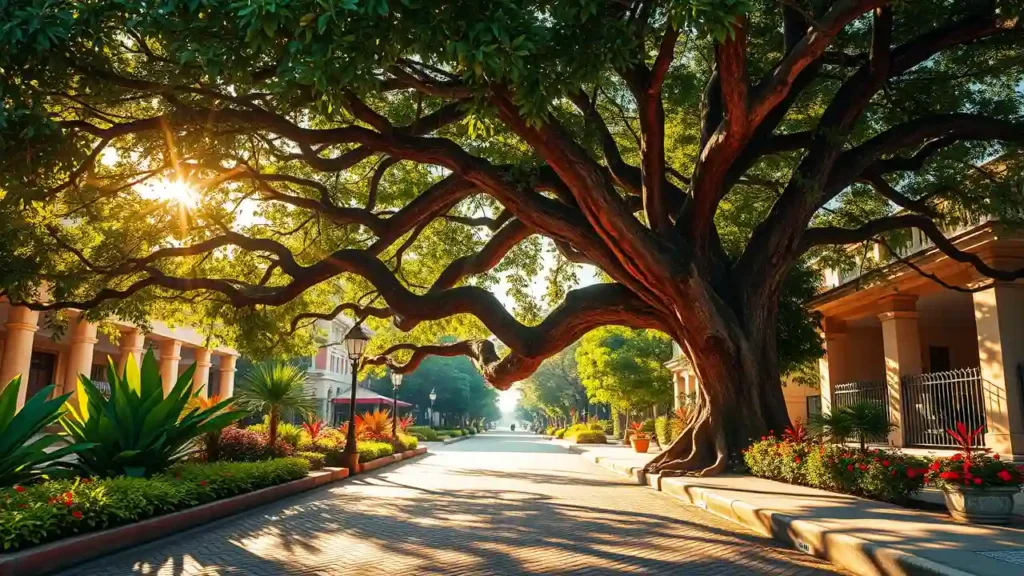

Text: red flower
xmin=13 ymin=486 xmax=24 ymax=493
xmin=847 ymin=464 xmax=854 ymax=472
xmin=974 ymin=477 xmax=983 ymax=485
xmin=63 ymin=492 xmax=74 ymax=506
xmin=18 ymin=503 xmax=28 ymax=509
xmin=951 ymin=453 xmax=963 ymax=462
xmin=760 ymin=436 xmax=766 ymax=441
xmin=198 ymin=480 xmax=208 ymax=487
xmin=997 ymin=470 xmax=1013 ymax=482
xmin=882 ymin=460 xmax=890 ymax=467
xmin=48 ymin=497 xmax=58 ymax=505
xmin=907 ymin=469 xmax=917 ymax=478
xmin=929 ymin=461 xmax=941 ymax=472
xmin=80 ymin=478 xmax=92 ymax=484
xmin=994 ymin=453 xmax=1001 ymax=460
xmin=940 ymin=471 xmax=961 ymax=480
xmin=793 ymin=456 xmax=802 ymax=464
xmin=72 ymin=511 xmax=83 ymax=520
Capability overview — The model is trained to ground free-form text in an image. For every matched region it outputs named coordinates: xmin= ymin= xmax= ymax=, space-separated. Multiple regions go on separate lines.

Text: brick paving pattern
xmin=61 ymin=432 xmax=844 ymax=575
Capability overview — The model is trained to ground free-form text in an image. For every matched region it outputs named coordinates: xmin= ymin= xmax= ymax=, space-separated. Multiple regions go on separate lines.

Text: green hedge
xmin=573 ymin=431 xmax=607 ymax=444
xmin=654 ymin=416 xmax=671 ymax=445
xmin=395 ymin=434 xmax=418 ymax=451
xmin=358 ymin=441 xmax=394 ymax=463
xmin=553 ymin=428 xmax=566 ymax=439
xmin=296 ymin=451 xmax=325 ymax=471
xmin=743 ymin=439 xmax=928 ymax=503
xmin=0 ymin=459 xmax=309 ymax=552
xmin=406 ymin=426 xmax=439 ymax=441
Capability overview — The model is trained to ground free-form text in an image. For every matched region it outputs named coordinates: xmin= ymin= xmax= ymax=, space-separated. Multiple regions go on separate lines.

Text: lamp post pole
xmin=341 ymin=324 xmax=370 ymax=475
xmin=390 ymin=371 xmax=403 ymax=438
xmin=429 ymin=388 xmax=437 ymax=427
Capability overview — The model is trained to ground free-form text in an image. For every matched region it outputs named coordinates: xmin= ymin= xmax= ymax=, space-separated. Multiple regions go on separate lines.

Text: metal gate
xmin=833 ymin=380 xmax=889 ymax=418
xmin=901 ymin=368 xmax=986 ymax=448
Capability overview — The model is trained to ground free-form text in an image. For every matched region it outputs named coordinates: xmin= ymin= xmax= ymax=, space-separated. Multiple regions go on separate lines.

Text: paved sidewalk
xmin=60 ymin=431 xmax=842 ymax=575
xmin=555 ymin=438 xmax=1024 ymax=576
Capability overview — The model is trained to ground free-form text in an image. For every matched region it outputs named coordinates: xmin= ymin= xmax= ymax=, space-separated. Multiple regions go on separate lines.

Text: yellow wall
xmin=782 ymin=379 xmax=819 ymax=423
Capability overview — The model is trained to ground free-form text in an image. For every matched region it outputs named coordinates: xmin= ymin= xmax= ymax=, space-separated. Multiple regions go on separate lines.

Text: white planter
xmin=942 ymin=485 xmax=1020 ymax=524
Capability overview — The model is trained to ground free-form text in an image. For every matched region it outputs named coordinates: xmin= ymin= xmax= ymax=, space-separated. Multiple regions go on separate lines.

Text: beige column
xmin=64 ymin=317 xmax=98 ymax=413
xmin=158 ymin=339 xmax=182 ymax=396
xmin=117 ymin=328 xmax=146 ymax=376
xmin=192 ymin=348 xmax=212 ymax=398
xmin=0 ymin=306 xmax=40 ymax=410
xmin=878 ymin=295 xmax=921 ymax=447
xmin=973 ymin=283 xmax=1024 ymax=458
xmin=818 ymin=318 xmax=849 ymax=415
xmin=219 ymin=354 xmax=237 ymax=398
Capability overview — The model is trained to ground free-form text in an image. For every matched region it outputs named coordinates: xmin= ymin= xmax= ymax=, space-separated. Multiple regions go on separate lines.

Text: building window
xmin=928 ymin=346 xmax=951 ymax=373
xmin=807 ymin=396 xmax=822 ymax=419
xmin=329 ymin=351 xmax=341 ymax=373
xmin=89 ymin=364 xmax=107 ymax=383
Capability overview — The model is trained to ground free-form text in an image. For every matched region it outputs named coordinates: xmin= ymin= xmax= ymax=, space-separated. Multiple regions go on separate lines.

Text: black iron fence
xmin=901 ymin=367 xmax=986 ymax=448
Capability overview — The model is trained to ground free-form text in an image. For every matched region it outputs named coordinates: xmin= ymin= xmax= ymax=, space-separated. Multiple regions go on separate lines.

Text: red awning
xmin=330 ymin=386 xmax=412 ymax=407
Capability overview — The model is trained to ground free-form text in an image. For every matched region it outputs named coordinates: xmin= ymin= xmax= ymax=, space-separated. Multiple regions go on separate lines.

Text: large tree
xmin=2 ymin=1 xmax=1022 ymax=475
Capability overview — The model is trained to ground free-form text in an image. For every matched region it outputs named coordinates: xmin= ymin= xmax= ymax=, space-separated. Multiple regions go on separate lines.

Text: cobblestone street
xmin=63 ymin=432 xmax=843 ymax=575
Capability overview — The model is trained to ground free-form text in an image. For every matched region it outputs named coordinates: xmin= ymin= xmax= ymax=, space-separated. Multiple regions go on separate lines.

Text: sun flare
xmin=138 ymin=178 xmax=199 ymax=208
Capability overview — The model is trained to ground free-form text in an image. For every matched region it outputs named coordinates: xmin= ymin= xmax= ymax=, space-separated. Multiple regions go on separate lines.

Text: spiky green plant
xmin=233 ymin=362 xmax=315 ymax=453
xmin=808 ymin=409 xmax=855 ymax=446
xmin=843 ymin=402 xmax=897 ymax=450
xmin=62 ymin=349 xmax=246 ymax=477
xmin=0 ymin=378 xmax=92 ymax=486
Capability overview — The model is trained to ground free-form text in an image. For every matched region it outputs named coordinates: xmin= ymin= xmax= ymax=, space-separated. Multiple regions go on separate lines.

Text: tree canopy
xmin=516 ymin=340 xmax=587 ymax=426
xmin=576 ymin=327 xmax=673 ymax=412
xmin=2 ymin=0 xmax=1022 ymax=474
xmin=367 ymin=353 xmax=500 ymax=423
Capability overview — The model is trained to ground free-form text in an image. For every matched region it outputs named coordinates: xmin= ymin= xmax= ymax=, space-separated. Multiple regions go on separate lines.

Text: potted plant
xmin=927 ymin=423 xmax=1024 ymax=524
xmin=628 ymin=422 xmax=651 ymax=454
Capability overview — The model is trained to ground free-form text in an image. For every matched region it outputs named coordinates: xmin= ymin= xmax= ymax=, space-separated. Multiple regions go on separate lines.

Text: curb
xmin=569 ymin=447 xmax=967 ymax=576
xmin=442 ymin=434 xmax=475 ymax=445
xmin=658 ymin=478 xmax=970 ymax=576
xmin=0 ymin=448 xmax=429 ymax=576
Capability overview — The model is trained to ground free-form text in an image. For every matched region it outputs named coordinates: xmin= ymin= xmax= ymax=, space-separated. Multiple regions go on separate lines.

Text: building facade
xmin=301 ymin=316 xmax=356 ymax=423
xmin=0 ymin=301 xmax=238 ymax=411
xmin=666 ymin=219 xmax=1024 ymax=459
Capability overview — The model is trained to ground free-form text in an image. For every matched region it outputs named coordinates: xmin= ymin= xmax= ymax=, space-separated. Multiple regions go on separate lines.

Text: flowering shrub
xmin=0 ymin=459 xmax=308 ymax=552
xmin=743 ymin=437 xmax=929 ymax=503
xmin=219 ymin=427 xmax=294 ymax=462
xmin=926 ymin=423 xmax=1024 ymax=491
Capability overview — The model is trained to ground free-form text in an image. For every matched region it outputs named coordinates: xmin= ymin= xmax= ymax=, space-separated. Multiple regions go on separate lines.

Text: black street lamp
xmin=341 ymin=323 xmax=370 ymax=474
xmin=390 ymin=370 xmax=403 ymax=437
xmin=428 ymin=387 xmax=437 ymax=427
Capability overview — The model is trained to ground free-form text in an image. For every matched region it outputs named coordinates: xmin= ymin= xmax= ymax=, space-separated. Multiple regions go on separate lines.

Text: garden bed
xmin=0 ymin=449 xmax=429 ymax=576
xmin=0 ymin=459 xmax=315 ymax=576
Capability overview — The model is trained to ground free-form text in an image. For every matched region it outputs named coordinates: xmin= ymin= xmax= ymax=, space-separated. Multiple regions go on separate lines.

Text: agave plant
xmin=0 ymin=378 xmax=92 ymax=486
xmin=63 ymin=350 xmax=246 ymax=477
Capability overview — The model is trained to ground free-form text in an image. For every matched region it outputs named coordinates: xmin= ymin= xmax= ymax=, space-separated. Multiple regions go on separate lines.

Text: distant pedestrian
xmin=510 ymin=423 xmax=516 ymax=432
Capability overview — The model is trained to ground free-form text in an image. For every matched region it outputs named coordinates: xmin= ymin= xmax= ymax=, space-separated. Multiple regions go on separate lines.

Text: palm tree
xmin=234 ymin=362 xmax=315 ymax=454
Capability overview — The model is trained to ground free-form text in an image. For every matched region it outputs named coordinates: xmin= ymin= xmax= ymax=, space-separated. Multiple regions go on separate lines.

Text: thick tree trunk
xmin=646 ymin=316 xmax=791 ymax=476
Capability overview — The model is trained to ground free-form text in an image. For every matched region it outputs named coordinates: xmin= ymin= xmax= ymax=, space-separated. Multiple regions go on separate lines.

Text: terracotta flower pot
xmin=631 ymin=437 xmax=650 ymax=454
xmin=942 ymin=485 xmax=1020 ymax=524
